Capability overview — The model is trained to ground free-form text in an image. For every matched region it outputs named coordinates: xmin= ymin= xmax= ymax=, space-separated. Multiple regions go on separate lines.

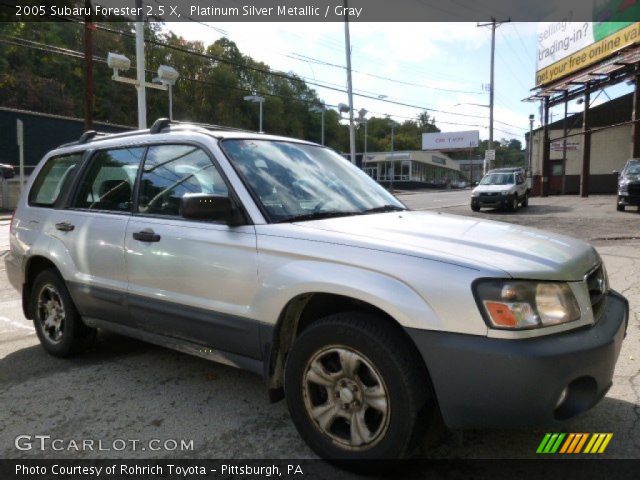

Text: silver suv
xmin=5 ymin=120 xmax=628 ymax=460
xmin=471 ymin=168 xmax=529 ymax=212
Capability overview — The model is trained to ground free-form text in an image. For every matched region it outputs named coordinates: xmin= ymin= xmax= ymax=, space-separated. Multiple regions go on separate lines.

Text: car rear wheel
xmin=522 ymin=193 xmax=529 ymax=207
xmin=284 ymin=312 xmax=435 ymax=460
xmin=29 ymin=269 xmax=95 ymax=357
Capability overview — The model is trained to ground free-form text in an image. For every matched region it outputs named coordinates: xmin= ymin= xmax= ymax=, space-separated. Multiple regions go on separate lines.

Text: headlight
xmin=472 ymin=191 xmax=480 ymax=197
xmin=473 ymin=279 xmax=581 ymax=330
xmin=500 ymin=191 xmax=509 ymax=195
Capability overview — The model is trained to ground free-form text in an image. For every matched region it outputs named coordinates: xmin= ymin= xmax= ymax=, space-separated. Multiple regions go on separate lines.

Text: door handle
xmin=132 ymin=229 xmax=161 ymax=243
xmin=55 ymin=222 xmax=75 ymax=232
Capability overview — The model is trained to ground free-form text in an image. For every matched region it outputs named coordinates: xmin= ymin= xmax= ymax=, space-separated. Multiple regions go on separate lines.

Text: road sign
xmin=485 ymin=149 xmax=495 ymax=161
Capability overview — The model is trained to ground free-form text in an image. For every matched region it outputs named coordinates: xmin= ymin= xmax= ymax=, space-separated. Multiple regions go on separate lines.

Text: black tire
xmin=522 ymin=193 xmax=528 ymax=207
xmin=617 ymin=198 xmax=625 ymax=212
xmin=284 ymin=312 xmax=435 ymax=460
xmin=471 ymin=204 xmax=480 ymax=212
xmin=29 ymin=269 xmax=95 ymax=357
xmin=509 ymin=195 xmax=519 ymax=212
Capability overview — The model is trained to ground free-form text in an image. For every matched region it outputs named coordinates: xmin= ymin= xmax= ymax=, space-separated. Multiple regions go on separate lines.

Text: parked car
xmin=0 ymin=163 xmax=15 ymax=179
xmin=5 ymin=119 xmax=628 ymax=460
xmin=471 ymin=168 xmax=528 ymax=212
xmin=616 ymin=158 xmax=640 ymax=212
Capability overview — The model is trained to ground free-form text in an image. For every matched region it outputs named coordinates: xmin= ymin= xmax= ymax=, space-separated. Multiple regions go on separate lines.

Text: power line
xmin=4 ymin=22 xmax=527 ymax=136
xmin=287 ymin=53 xmax=486 ymax=95
xmin=2 ymin=34 xmax=526 ymax=140
xmin=511 ymin=23 xmax=534 ymax=67
xmin=90 ymin=21 xmax=511 ymax=123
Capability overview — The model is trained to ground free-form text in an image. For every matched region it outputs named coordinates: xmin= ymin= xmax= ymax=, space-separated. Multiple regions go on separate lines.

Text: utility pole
xmin=477 ymin=17 xmax=509 ymax=171
xmin=343 ymin=0 xmax=356 ymax=164
xmin=135 ymin=0 xmax=147 ymax=129
xmin=83 ymin=0 xmax=93 ymax=130
xmin=528 ymin=114 xmax=534 ymax=175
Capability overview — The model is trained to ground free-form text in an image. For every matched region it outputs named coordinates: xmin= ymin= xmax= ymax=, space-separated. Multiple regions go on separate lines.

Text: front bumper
xmin=618 ymin=193 xmax=640 ymax=206
xmin=406 ymin=290 xmax=628 ymax=429
xmin=472 ymin=195 xmax=509 ymax=208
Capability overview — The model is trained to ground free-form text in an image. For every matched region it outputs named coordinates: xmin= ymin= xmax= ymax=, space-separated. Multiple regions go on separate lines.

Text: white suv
xmin=5 ymin=120 xmax=628 ymax=460
xmin=471 ymin=169 xmax=529 ymax=212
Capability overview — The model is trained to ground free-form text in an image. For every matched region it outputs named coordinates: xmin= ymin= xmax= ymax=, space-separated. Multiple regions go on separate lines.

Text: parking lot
xmin=0 ymin=192 xmax=638 ymax=461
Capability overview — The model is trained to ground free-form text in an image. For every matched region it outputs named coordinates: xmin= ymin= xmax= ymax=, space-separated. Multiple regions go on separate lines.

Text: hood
xmin=293 ymin=211 xmax=598 ymax=281
xmin=473 ymin=184 xmax=514 ymax=193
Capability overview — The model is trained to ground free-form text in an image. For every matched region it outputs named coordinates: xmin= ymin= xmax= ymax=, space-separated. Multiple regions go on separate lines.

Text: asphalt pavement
xmin=0 ymin=193 xmax=638 ymax=464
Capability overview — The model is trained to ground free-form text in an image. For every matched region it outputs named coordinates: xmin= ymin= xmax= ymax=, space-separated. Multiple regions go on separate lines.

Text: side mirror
xmin=180 ymin=194 xmax=242 ymax=225
xmin=0 ymin=164 xmax=15 ymax=179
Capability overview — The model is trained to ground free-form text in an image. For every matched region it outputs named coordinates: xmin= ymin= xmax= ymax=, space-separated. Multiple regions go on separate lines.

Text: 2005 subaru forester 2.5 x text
xmin=5 ymin=119 xmax=628 ymax=460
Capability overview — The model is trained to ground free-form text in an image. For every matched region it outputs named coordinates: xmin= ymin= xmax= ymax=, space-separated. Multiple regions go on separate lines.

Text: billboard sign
xmin=536 ymin=21 xmax=640 ymax=86
xmin=422 ymin=130 xmax=479 ymax=151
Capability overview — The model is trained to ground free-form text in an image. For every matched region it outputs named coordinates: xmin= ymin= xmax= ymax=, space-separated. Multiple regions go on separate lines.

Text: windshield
xmin=479 ymin=173 xmax=514 ymax=186
xmin=221 ymin=139 xmax=405 ymax=222
xmin=624 ymin=162 xmax=640 ymax=175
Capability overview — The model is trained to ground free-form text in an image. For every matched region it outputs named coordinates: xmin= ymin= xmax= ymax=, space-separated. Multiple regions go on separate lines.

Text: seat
xmin=97 ymin=179 xmax=132 ymax=210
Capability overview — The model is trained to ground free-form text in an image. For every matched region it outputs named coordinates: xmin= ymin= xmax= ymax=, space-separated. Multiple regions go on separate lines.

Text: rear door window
xmin=29 ymin=153 xmax=83 ymax=207
xmin=73 ymin=147 xmax=145 ymax=212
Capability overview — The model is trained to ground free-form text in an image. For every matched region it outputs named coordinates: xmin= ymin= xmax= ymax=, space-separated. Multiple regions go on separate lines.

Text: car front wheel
xmin=617 ymin=197 xmax=625 ymax=211
xmin=510 ymin=195 xmax=519 ymax=211
xmin=284 ymin=312 xmax=435 ymax=460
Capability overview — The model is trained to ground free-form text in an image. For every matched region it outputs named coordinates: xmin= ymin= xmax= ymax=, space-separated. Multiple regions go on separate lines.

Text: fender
xmin=251 ymin=259 xmax=442 ymax=331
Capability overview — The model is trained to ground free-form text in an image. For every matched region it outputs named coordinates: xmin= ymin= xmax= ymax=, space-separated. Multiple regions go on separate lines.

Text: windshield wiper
xmin=278 ymin=210 xmax=360 ymax=223
xmin=361 ymin=205 xmax=406 ymax=214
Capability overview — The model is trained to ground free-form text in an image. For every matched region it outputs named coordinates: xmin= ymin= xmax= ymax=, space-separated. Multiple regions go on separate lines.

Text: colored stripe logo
xmin=537 ymin=433 xmax=613 ymax=454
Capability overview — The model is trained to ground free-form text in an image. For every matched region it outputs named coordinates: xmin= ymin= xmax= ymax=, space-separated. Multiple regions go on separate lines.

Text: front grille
xmin=627 ymin=183 xmax=640 ymax=196
xmin=585 ymin=265 xmax=608 ymax=320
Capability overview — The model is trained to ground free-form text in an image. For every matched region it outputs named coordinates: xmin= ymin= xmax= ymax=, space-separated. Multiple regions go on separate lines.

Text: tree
xmin=0 ymin=22 xmax=447 ymax=155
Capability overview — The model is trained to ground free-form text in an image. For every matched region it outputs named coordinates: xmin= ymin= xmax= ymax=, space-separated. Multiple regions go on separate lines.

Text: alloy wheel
xmin=302 ymin=346 xmax=390 ymax=450
xmin=37 ymin=284 xmax=65 ymax=344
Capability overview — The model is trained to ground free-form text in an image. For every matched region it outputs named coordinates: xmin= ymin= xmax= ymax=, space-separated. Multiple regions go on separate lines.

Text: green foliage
xmin=0 ymin=22 xmax=522 ymax=157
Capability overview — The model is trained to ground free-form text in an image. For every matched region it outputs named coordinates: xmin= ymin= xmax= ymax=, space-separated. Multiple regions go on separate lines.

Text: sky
xmin=167 ymin=21 xmax=635 ymax=144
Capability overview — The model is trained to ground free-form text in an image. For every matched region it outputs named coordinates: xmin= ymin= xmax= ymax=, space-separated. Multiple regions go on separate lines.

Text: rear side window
xmin=137 ymin=145 xmax=228 ymax=217
xmin=29 ymin=153 xmax=82 ymax=207
xmin=74 ymin=147 xmax=145 ymax=212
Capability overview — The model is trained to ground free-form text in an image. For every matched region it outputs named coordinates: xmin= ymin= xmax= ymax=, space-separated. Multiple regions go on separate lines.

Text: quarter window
xmin=137 ymin=145 xmax=229 ymax=217
xmin=29 ymin=153 xmax=82 ymax=207
xmin=74 ymin=148 xmax=144 ymax=212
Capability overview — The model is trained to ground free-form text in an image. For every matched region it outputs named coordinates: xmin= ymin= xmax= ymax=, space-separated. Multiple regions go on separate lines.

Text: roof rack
xmin=58 ymin=118 xmax=258 ymax=149
xmin=150 ymin=118 xmax=256 ymax=134
xmin=78 ymin=130 xmax=102 ymax=143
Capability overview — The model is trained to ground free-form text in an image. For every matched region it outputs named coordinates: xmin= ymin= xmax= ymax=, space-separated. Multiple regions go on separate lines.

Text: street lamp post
xmin=356 ymin=108 xmax=368 ymax=160
xmin=154 ymin=65 xmax=179 ymax=120
xmin=244 ymin=93 xmax=265 ymax=133
xmin=309 ymin=104 xmax=326 ymax=145
xmin=391 ymin=123 xmax=395 ymax=152
xmin=107 ymin=52 xmax=178 ymax=126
